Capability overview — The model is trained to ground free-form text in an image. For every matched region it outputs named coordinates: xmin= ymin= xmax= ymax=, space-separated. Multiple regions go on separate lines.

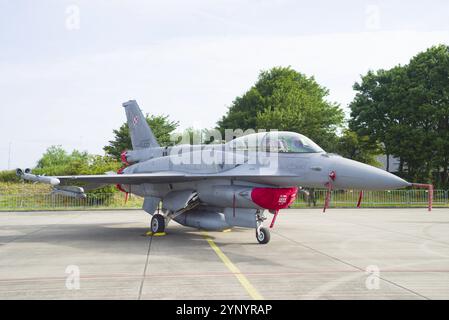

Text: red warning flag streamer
xmin=116 ymin=165 xmax=129 ymax=204
xmin=411 ymin=183 xmax=433 ymax=212
xmin=270 ymin=210 xmax=279 ymax=228
xmin=120 ymin=150 xmax=130 ymax=166
xmin=323 ymin=182 xmax=332 ymax=213
xmin=323 ymin=171 xmax=336 ymax=213
xmin=356 ymin=191 xmax=363 ymax=208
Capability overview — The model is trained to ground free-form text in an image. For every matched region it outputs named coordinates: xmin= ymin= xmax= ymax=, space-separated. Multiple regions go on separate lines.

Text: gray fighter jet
xmin=17 ymin=100 xmax=412 ymax=244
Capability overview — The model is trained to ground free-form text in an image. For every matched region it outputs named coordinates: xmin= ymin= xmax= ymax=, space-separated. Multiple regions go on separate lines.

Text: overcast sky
xmin=1 ymin=0 xmax=448 ymax=170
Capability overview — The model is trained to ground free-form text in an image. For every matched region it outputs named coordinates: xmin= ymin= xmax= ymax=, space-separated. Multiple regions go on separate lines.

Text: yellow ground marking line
xmin=202 ymin=231 xmax=264 ymax=300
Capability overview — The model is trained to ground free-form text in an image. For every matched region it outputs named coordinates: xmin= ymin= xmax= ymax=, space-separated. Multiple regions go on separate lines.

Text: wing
xmin=18 ymin=169 xmax=297 ymax=187
xmin=57 ymin=172 xmax=190 ymax=185
xmin=18 ymin=164 xmax=299 ymax=192
xmin=56 ymin=171 xmax=297 ymax=185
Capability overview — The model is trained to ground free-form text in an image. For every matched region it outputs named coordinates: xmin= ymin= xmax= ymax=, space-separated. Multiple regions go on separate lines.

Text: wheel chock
xmin=144 ymin=231 xmax=167 ymax=237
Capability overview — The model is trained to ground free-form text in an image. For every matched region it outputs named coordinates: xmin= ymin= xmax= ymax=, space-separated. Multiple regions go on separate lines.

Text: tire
xmin=151 ymin=214 xmax=165 ymax=233
xmin=256 ymin=227 xmax=270 ymax=244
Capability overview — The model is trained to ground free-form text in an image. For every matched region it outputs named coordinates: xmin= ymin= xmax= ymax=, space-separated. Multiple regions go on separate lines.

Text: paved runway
xmin=0 ymin=208 xmax=448 ymax=299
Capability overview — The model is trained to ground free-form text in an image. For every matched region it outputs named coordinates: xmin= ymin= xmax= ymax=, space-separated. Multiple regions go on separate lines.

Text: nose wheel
xmin=256 ymin=212 xmax=270 ymax=244
xmin=151 ymin=214 xmax=166 ymax=233
xmin=256 ymin=227 xmax=270 ymax=244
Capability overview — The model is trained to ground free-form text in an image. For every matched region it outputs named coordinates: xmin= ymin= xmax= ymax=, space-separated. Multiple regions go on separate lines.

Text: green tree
xmin=36 ymin=146 xmax=88 ymax=168
xmin=33 ymin=146 xmax=121 ymax=194
xmin=104 ymin=114 xmax=179 ymax=159
xmin=0 ymin=170 xmax=20 ymax=183
xmin=334 ymin=130 xmax=382 ymax=167
xmin=217 ymin=67 xmax=344 ymax=150
xmin=34 ymin=146 xmax=120 ymax=176
xmin=35 ymin=146 xmax=89 ymax=175
xmin=350 ymin=44 xmax=449 ymax=186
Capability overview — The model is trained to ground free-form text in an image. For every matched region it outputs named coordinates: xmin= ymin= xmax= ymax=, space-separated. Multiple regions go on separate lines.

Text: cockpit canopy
xmin=227 ymin=131 xmax=324 ymax=153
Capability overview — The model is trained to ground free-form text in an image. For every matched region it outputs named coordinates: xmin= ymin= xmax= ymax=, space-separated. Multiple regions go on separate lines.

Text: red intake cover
xmin=251 ymin=187 xmax=298 ymax=210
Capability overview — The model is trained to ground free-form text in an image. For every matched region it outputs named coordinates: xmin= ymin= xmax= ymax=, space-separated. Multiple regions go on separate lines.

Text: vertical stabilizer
xmin=122 ymin=100 xmax=160 ymax=149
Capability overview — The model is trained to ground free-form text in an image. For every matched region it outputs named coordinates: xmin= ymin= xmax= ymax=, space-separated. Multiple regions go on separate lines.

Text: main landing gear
xmin=151 ymin=214 xmax=166 ymax=233
xmin=256 ymin=211 xmax=271 ymax=244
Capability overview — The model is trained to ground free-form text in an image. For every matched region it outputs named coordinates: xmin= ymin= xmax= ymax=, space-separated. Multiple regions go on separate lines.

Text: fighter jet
xmin=17 ymin=100 xmax=412 ymax=244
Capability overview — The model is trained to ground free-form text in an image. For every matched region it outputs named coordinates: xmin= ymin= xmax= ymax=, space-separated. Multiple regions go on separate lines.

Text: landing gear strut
xmin=256 ymin=212 xmax=270 ymax=244
xmin=151 ymin=214 xmax=165 ymax=233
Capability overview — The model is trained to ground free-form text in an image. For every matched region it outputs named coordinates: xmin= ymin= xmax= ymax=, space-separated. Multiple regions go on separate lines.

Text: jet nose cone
xmin=332 ymin=157 xmax=410 ymax=190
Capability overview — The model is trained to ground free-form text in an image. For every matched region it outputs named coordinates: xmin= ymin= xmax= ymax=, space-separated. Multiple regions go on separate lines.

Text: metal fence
xmin=292 ymin=189 xmax=449 ymax=208
xmin=0 ymin=190 xmax=448 ymax=211
xmin=0 ymin=193 xmax=143 ymax=211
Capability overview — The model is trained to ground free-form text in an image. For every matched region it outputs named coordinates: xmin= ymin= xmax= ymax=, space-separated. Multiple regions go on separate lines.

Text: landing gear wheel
xmin=151 ymin=214 xmax=165 ymax=233
xmin=256 ymin=227 xmax=270 ymax=244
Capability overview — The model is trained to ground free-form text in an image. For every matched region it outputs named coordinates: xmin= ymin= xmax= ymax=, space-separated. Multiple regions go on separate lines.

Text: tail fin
xmin=122 ymin=100 xmax=160 ymax=149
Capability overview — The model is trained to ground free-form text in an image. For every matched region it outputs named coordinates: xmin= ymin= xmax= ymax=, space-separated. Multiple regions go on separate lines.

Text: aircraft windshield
xmin=229 ymin=132 xmax=324 ymax=153
xmin=263 ymin=132 xmax=324 ymax=153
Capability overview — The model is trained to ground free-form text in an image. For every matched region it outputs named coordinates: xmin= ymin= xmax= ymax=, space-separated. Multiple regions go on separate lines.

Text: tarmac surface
xmin=0 ymin=208 xmax=449 ymax=300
